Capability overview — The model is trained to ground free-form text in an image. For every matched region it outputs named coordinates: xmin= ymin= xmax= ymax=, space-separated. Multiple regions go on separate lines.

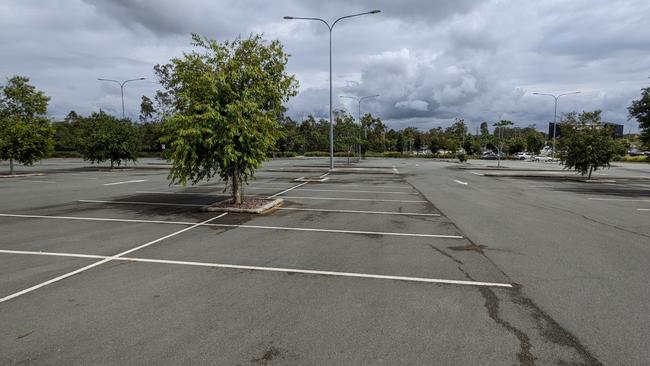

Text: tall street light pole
xmin=98 ymin=77 xmax=146 ymax=119
xmin=340 ymin=94 xmax=379 ymax=158
xmin=284 ymin=10 xmax=381 ymax=170
xmin=532 ymin=91 xmax=580 ymax=159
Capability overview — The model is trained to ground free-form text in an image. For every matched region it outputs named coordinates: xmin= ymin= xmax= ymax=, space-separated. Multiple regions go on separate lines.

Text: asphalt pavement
xmin=0 ymin=157 xmax=648 ymax=365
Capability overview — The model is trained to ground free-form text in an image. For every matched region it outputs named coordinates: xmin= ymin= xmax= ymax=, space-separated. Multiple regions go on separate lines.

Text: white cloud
xmin=395 ymin=100 xmax=429 ymax=112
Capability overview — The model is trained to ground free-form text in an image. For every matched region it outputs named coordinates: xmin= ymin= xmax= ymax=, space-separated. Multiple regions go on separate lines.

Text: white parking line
xmin=587 ymin=198 xmax=650 ymax=202
xmin=134 ymin=191 xmax=427 ymax=203
xmin=470 ymin=172 xmax=484 ymax=176
xmin=453 ymin=180 xmax=468 ymax=185
xmin=294 ymin=183 xmax=413 ymax=190
xmin=0 ymin=212 xmax=461 ymax=239
xmin=267 ymin=181 xmax=309 ymax=198
xmin=0 ymin=249 xmax=512 ymax=288
xmin=20 ymin=180 xmax=58 ymax=184
xmin=277 ymin=207 xmax=440 ymax=217
xmin=280 ymin=196 xmax=427 ymax=203
xmin=0 ymin=212 xmax=203 ymax=225
xmin=79 ymin=199 xmax=204 ymax=207
xmin=104 ymin=179 xmax=148 ymax=186
xmin=292 ymin=188 xmax=417 ymax=195
xmin=137 ymin=190 xmax=236 ymax=196
xmin=0 ymin=213 xmax=227 ymax=304
xmin=638 ymin=208 xmax=650 ymax=211
xmin=77 ymin=200 xmax=438 ymax=217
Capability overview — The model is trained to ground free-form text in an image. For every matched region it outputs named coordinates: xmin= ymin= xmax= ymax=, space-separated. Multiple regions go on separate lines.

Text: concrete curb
xmin=202 ymin=198 xmax=283 ymax=214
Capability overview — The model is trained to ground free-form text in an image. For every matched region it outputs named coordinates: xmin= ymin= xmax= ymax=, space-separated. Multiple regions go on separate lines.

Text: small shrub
xmin=304 ymin=151 xmax=330 ymax=157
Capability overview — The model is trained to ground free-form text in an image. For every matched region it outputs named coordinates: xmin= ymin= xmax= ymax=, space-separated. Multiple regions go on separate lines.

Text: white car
xmin=532 ymin=155 xmax=551 ymax=162
xmin=514 ymin=152 xmax=533 ymax=160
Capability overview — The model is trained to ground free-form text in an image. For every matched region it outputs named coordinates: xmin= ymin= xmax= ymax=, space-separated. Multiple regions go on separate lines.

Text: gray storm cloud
xmin=0 ymin=0 xmax=648 ymax=132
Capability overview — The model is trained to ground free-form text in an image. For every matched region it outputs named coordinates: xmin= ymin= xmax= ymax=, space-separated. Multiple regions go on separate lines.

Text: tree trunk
xmin=9 ymin=158 xmax=14 ymax=175
xmin=588 ymin=166 xmax=593 ymax=180
xmin=232 ymin=164 xmax=242 ymax=205
xmin=110 ymin=160 xmax=114 ymax=169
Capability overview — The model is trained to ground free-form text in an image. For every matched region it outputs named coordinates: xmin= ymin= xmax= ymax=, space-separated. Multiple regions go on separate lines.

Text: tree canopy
xmin=559 ymin=110 xmax=616 ymax=179
xmin=0 ymin=76 xmax=54 ymax=174
xmin=628 ymin=85 xmax=650 ymax=148
xmin=156 ymin=34 xmax=298 ymax=204
xmin=76 ymin=111 xmax=140 ymax=168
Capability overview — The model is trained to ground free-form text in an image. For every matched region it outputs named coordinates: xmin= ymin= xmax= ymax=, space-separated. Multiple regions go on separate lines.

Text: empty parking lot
xmin=1 ymin=158 xmax=648 ymax=365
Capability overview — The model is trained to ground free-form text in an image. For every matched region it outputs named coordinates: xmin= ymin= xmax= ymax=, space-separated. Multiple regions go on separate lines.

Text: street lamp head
xmin=532 ymin=92 xmax=540 ymax=95
xmin=283 ymin=16 xmax=294 ymax=19
xmin=138 ymin=77 xmax=146 ymax=80
xmin=369 ymin=10 xmax=381 ymax=14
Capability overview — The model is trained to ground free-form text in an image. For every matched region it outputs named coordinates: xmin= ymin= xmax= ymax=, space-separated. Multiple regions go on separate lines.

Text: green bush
xmin=304 ymin=151 xmax=330 ymax=157
xmin=614 ymin=155 xmax=649 ymax=162
xmin=50 ymin=150 xmax=82 ymax=158
xmin=138 ymin=151 xmax=163 ymax=158
xmin=334 ymin=151 xmax=355 ymax=157
xmin=273 ymin=151 xmax=298 ymax=158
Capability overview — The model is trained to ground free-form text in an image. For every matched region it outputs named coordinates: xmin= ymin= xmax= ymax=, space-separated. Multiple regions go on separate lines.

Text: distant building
xmin=548 ymin=122 xmax=624 ymax=139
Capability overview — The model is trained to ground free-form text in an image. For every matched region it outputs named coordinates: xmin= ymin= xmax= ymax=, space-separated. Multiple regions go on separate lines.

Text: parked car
xmin=480 ymin=152 xmax=499 ymax=160
xmin=532 ymin=155 xmax=551 ymax=162
xmin=514 ymin=152 xmax=532 ymax=160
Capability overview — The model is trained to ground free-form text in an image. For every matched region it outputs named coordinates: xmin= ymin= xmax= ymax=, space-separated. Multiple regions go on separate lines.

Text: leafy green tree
xmin=276 ymin=116 xmax=304 ymax=153
xmin=77 ymin=111 xmax=140 ymax=168
xmin=139 ymin=95 xmax=155 ymax=123
xmin=525 ymin=131 xmax=545 ymax=154
xmin=361 ymin=113 xmax=386 ymax=152
xmin=493 ymin=120 xmax=513 ymax=167
xmin=558 ymin=110 xmax=616 ymax=179
xmin=299 ymin=115 xmax=328 ymax=152
xmin=480 ymin=121 xmax=489 ymax=137
xmin=385 ymin=129 xmax=400 ymax=152
xmin=156 ymin=34 xmax=298 ymax=204
xmin=507 ymin=137 xmax=527 ymax=155
xmin=334 ymin=111 xmax=361 ymax=152
xmin=0 ymin=76 xmax=54 ymax=174
xmin=138 ymin=122 xmax=163 ymax=152
xmin=628 ymin=85 xmax=650 ymax=148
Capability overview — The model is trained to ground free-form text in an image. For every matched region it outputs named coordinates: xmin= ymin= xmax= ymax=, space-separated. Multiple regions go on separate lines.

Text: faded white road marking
xmin=293 ymin=188 xmax=417 ymax=195
xmin=637 ymin=208 xmax=650 ymax=211
xmin=588 ymin=198 xmax=650 ymax=202
xmin=470 ymin=172 xmax=484 ymax=176
xmin=267 ymin=181 xmax=309 ymax=198
xmin=135 ymin=191 xmax=427 ymax=203
xmin=0 ymin=213 xmax=227 ymax=304
xmin=277 ymin=207 xmax=440 ymax=217
xmin=20 ymin=180 xmax=58 ymax=184
xmin=79 ymin=199 xmax=204 ymax=207
xmin=0 ymin=212 xmax=461 ymax=238
xmin=0 ymin=249 xmax=512 ymax=288
xmin=453 ymin=180 xmax=468 ymax=185
xmin=104 ymin=179 xmax=148 ymax=186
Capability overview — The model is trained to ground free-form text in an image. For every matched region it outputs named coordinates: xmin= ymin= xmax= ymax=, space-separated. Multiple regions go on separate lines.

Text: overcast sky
xmin=1 ymin=0 xmax=649 ymax=132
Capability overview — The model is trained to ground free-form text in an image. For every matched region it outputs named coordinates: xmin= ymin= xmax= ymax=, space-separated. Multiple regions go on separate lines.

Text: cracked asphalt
xmin=0 ymin=157 xmax=648 ymax=365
